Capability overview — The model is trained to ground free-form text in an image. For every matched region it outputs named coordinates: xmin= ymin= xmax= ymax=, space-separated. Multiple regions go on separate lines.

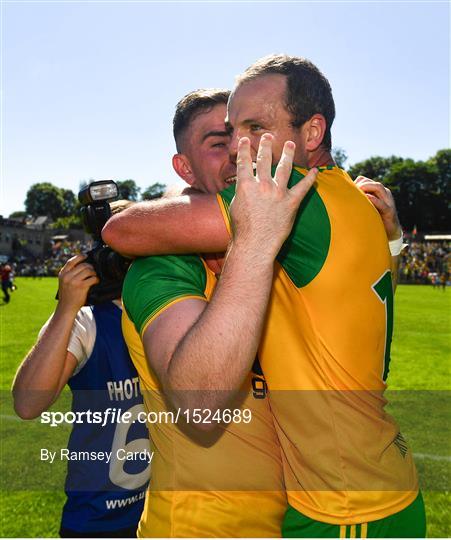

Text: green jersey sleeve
xmin=217 ymin=167 xmax=331 ymax=288
xmin=217 ymin=183 xmax=236 ymax=231
xmin=122 ymin=254 xmax=208 ymax=336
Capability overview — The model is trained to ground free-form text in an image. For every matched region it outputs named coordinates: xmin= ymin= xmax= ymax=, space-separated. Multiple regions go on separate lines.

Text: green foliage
xmin=386 ymin=159 xmax=444 ymax=230
xmin=8 ymin=211 xmax=28 ymax=219
xmin=51 ymin=215 xmax=83 ymax=230
xmin=429 ymin=148 xmax=451 ymax=196
xmin=61 ymin=189 xmax=77 ymax=217
xmin=348 ymin=155 xmax=404 ymax=182
xmin=141 ymin=182 xmax=167 ymax=200
xmin=25 ymin=183 xmax=66 ymax=220
xmin=24 ymin=183 xmax=78 ymax=221
xmin=116 ymin=179 xmax=140 ymax=201
xmin=348 ymin=149 xmax=450 ymax=231
xmin=331 ymin=147 xmax=348 ymax=169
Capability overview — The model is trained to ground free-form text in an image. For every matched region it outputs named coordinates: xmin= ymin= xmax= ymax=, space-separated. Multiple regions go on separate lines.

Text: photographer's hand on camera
xmin=57 ymin=255 xmax=99 ymax=315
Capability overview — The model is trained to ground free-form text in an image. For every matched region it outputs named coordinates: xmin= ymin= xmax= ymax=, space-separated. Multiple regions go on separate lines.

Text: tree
xmin=347 ymin=156 xmax=404 ymax=183
xmin=141 ymin=182 xmax=167 ymax=200
xmin=331 ymin=147 xmax=348 ymax=169
xmin=116 ymin=179 xmax=140 ymax=201
xmin=347 ymin=151 xmax=449 ymax=232
xmin=25 ymin=182 xmax=65 ymax=220
xmin=61 ymin=188 xmax=77 ymax=217
xmin=386 ymin=159 xmax=442 ymax=231
xmin=428 ymin=149 xmax=451 ymax=197
xmin=51 ymin=215 xmax=83 ymax=230
xmin=8 ymin=211 xmax=28 ymax=219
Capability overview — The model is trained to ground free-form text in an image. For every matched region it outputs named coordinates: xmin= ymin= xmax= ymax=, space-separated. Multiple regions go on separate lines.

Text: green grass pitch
xmin=0 ymin=278 xmax=449 ymax=537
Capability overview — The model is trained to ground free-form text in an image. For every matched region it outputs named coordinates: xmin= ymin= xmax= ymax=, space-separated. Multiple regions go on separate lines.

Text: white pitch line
xmin=414 ymin=453 xmax=451 ymax=463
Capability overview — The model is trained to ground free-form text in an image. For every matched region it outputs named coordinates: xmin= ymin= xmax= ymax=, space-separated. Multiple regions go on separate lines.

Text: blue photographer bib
xmin=62 ymin=302 xmax=150 ymax=533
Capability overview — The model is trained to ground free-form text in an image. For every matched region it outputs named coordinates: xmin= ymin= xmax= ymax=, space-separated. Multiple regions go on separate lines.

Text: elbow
xmin=170 ymin=392 xmax=228 ymax=433
xmin=13 ymin=400 xmax=40 ymax=420
xmin=193 ymin=421 xmax=217 ymax=433
xmin=12 ymin=387 xmax=43 ymax=420
xmin=102 ymin=215 xmax=126 ymax=252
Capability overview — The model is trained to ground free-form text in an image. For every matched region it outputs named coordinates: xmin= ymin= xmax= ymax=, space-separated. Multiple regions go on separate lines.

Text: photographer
xmin=12 ymin=199 xmax=150 ymax=538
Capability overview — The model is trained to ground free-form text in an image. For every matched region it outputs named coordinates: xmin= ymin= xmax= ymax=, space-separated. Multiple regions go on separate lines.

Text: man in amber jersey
xmin=104 ymin=56 xmax=425 ymax=537
xmin=121 ymin=89 xmax=287 ymax=537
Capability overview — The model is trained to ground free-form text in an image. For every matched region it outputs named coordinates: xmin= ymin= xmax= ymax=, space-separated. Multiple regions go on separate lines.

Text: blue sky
xmin=2 ymin=0 xmax=449 ymax=216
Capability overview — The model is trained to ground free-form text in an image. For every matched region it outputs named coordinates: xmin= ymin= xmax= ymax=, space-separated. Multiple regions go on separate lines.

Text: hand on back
xmin=354 ymin=176 xmax=402 ymax=241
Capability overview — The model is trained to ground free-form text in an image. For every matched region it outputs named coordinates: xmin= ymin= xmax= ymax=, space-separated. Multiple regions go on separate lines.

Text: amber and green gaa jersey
xmin=217 ymin=166 xmax=419 ymax=526
xmin=122 ymin=254 xmax=286 ymax=538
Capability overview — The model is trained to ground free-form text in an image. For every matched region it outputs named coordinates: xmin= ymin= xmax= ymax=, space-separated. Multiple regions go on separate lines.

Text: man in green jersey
xmin=104 ymin=56 xmax=420 ymax=537
xmin=120 ymin=89 xmax=288 ymax=537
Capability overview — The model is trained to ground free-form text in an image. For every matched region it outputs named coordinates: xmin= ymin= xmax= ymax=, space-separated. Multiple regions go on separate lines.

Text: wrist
xmin=55 ymin=299 xmax=82 ymax=319
xmin=229 ymin=238 xmax=277 ymax=265
xmin=387 ymin=220 xmax=402 ymax=242
xmin=388 ymin=233 xmax=407 ymax=257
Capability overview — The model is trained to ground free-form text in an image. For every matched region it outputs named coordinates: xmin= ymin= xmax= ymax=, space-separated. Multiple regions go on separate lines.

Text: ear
xmin=304 ymin=114 xmax=327 ymax=152
xmin=172 ymin=154 xmax=195 ymax=186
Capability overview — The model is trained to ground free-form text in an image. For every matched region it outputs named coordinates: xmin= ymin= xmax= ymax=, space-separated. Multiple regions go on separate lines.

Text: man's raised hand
xmin=230 ymin=133 xmax=317 ymax=259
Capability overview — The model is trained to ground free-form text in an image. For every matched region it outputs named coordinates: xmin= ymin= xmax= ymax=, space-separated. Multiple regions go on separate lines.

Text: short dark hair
xmin=237 ymin=55 xmax=335 ymax=150
xmin=173 ymin=89 xmax=230 ymax=152
xmin=110 ymin=199 xmax=136 ymax=215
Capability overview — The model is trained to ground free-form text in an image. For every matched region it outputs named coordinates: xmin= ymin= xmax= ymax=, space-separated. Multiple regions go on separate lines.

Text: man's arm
xmin=354 ymin=176 xmax=403 ymax=289
xmin=142 ymin=243 xmax=277 ymax=418
xmin=12 ymin=255 xmax=98 ymax=419
xmin=103 ymin=171 xmax=404 ymax=264
xmin=141 ymin=136 xmax=317 ymax=420
xmin=102 ymin=192 xmax=230 ymax=257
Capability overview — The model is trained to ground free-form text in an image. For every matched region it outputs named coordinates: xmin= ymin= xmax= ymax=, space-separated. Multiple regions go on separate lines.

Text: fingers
xmin=358 ymin=182 xmax=387 ymax=195
xmin=359 ymin=183 xmax=389 ymax=203
xmin=354 ymin=176 xmax=402 ymax=240
xmin=354 ymin=175 xmax=375 ymax=186
xmin=289 ymin=168 xmax=318 ymax=203
xmin=274 ymin=140 xmax=296 ymax=189
xmin=364 ymin=193 xmax=385 ymax=211
xmin=355 ymin=178 xmax=394 ymax=206
xmin=236 ymin=137 xmax=253 ymax=186
xmin=354 ymin=176 xmax=389 ymax=195
xmin=73 ymin=266 xmax=98 ymax=283
xmin=255 ymin=134 xmax=274 ymax=183
xmin=61 ymin=262 xmax=95 ymax=282
xmin=59 ymin=262 xmax=98 ymax=287
xmin=69 ymin=262 xmax=97 ymax=279
xmin=360 ymin=185 xmax=393 ymax=210
xmin=60 ymin=254 xmax=87 ymax=274
xmin=83 ymin=274 xmax=100 ymax=287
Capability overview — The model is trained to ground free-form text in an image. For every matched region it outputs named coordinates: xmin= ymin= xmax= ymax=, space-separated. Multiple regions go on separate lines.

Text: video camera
xmin=78 ymin=180 xmax=131 ymax=305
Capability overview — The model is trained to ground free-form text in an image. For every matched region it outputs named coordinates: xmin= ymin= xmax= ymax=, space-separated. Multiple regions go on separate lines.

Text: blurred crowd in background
xmin=6 ymin=239 xmax=92 ymax=279
xmin=399 ymin=241 xmax=449 ymax=287
xmin=2 ymin=238 xmax=450 ymax=288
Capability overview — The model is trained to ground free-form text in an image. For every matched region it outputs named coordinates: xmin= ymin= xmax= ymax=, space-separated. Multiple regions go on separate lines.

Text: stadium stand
xmin=398 ymin=241 xmax=449 ymax=285
xmin=11 ymin=239 xmax=92 ymax=277
xmin=2 ymin=236 xmax=450 ymax=286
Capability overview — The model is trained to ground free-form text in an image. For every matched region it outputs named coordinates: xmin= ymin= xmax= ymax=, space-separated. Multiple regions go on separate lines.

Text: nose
xmin=228 ymin=129 xmax=242 ymax=164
